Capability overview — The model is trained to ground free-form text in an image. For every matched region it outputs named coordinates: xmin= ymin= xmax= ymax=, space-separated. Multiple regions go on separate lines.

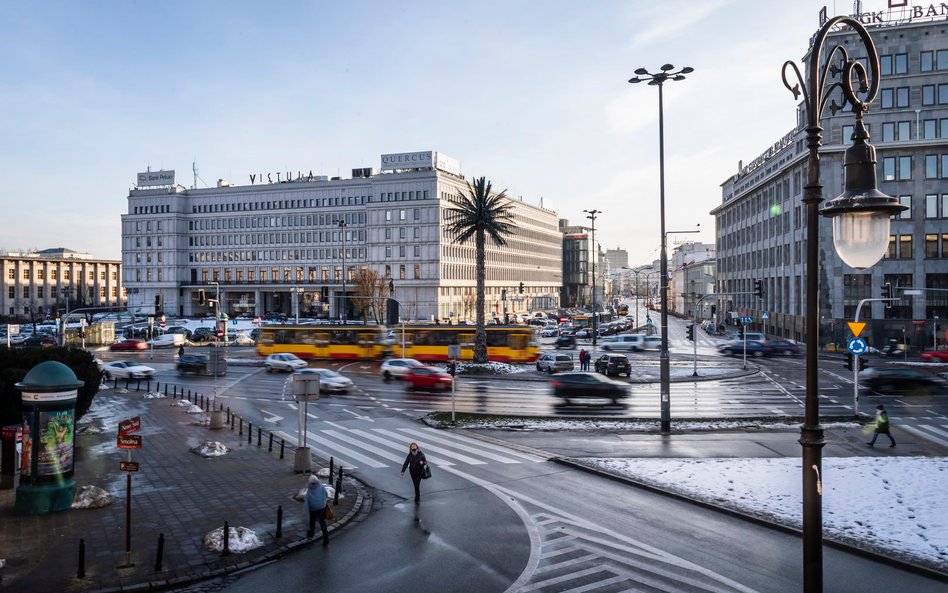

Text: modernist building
xmin=121 ymin=152 xmax=562 ymax=322
xmin=1 ymin=248 xmax=123 ymax=321
xmin=712 ymin=10 xmax=948 ymax=348
xmin=602 ymin=247 xmax=628 ymax=275
xmin=559 ymin=221 xmax=607 ymax=309
xmin=669 ymin=243 xmax=716 ymax=319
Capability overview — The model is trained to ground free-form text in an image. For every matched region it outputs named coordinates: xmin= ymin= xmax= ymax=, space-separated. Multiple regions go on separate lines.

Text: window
xmin=922 ymin=50 xmax=934 ymax=72
xmin=882 ymin=122 xmax=895 ymax=142
xmin=385 ymin=246 xmax=392 ymax=258
xmin=923 ymin=85 xmax=936 ymax=106
xmin=842 ymin=274 xmax=872 ymax=319
xmin=898 ymin=121 xmax=910 ymax=141
xmin=414 ymin=264 xmax=420 ymax=279
xmin=881 ymin=54 xmax=893 ymax=75
xmin=899 ymin=195 xmax=912 ymax=219
xmin=926 ymin=156 xmax=938 ymax=179
xmin=941 ymin=84 xmax=948 ymax=105
xmin=927 ymin=194 xmax=939 ymax=218
xmin=881 ymin=88 xmax=894 ymax=108
xmin=939 ymin=49 xmax=948 ymax=70
xmin=37 ymin=270 xmax=44 ymax=280
xmin=883 ymin=157 xmax=896 ymax=181
xmin=926 ymin=234 xmax=939 ymax=258
xmin=399 ymin=209 xmax=406 ymax=221
xmin=898 ymin=156 xmax=912 ymax=180
xmin=385 ymin=210 xmax=392 ymax=221
xmin=842 ymin=124 xmax=853 ymax=143
xmin=896 ymin=87 xmax=909 ymax=108
xmin=414 ymin=245 xmax=420 ymax=257
xmin=899 ymin=235 xmax=913 ymax=259
xmin=894 ymin=53 xmax=908 ymax=74
xmin=23 ymin=287 xmax=29 ymax=298
xmin=924 ymin=119 xmax=937 ymax=139
xmin=6 ymin=269 xmax=11 ymax=279
xmin=399 ymin=265 xmax=406 ymax=280
xmin=37 ymin=287 xmax=43 ymax=298
xmin=7 ymin=287 xmax=13 ymax=298
xmin=22 ymin=269 xmax=28 ymax=280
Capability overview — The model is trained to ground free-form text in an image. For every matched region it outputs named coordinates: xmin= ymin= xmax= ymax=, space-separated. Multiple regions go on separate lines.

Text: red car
xmin=403 ymin=366 xmax=453 ymax=390
xmin=921 ymin=350 xmax=948 ymax=363
xmin=110 ymin=339 xmax=148 ymax=351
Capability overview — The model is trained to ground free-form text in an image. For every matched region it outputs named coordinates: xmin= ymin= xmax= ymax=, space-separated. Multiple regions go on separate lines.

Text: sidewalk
xmin=0 ymin=387 xmax=363 ymax=593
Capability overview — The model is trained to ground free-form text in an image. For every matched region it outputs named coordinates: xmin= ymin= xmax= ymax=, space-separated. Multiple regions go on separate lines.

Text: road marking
xmin=320 ymin=430 xmax=405 ymax=463
xmin=259 ymin=409 xmax=283 ymax=424
xmin=900 ymin=424 xmax=948 ymax=448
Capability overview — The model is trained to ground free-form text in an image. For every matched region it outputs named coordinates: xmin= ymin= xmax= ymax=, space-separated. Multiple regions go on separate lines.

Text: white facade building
xmin=121 ymin=152 xmax=562 ymax=322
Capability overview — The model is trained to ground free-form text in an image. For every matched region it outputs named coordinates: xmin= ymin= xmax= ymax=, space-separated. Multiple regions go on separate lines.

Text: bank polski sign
xmin=136 ymin=170 xmax=175 ymax=187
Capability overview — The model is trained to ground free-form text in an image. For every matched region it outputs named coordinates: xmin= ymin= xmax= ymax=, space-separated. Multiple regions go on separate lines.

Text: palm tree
xmin=446 ymin=176 xmax=516 ymax=363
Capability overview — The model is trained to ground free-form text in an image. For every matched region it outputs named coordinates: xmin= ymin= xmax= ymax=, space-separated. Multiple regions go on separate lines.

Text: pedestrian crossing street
xmin=273 ymin=420 xmax=547 ymax=472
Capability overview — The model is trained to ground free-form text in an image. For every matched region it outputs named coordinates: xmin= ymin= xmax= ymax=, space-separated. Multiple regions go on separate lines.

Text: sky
xmin=0 ymin=0 xmax=885 ymax=263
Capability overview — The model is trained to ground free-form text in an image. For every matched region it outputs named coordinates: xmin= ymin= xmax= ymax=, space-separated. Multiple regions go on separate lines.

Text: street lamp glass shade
xmin=831 ymin=211 xmax=890 ymax=270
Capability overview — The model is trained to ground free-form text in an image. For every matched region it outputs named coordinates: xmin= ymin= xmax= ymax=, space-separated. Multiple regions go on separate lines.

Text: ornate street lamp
xmin=781 ymin=16 xmax=905 ymax=592
xmin=629 ymin=64 xmax=693 ymax=433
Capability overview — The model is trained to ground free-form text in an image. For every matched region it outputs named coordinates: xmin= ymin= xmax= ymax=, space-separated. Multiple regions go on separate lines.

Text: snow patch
xmin=143 ymin=391 xmax=166 ymax=399
xmin=295 ymin=485 xmax=337 ymax=501
xmin=203 ymin=525 xmax=263 ymax=553
xmin=71 ymin=485 xmax=115 ymax=509
xmin=191 ymin=441 xmax=230 ymax=457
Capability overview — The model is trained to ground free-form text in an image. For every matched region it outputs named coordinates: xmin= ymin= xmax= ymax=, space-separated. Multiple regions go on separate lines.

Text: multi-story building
xmin=713 ymin=9 xmax=948 ymax=349
xmin=670 ymin=242 xmax=716 ymax=318
xmin=603 ymin=247 xmax=628 ymax=275
xmin=560 ymin=221 xmax=607 ymax=309
xmin=121 ymin=152 xmax=562 ymax=322
xmin=1 ymin=248 xmax=123 ymax=321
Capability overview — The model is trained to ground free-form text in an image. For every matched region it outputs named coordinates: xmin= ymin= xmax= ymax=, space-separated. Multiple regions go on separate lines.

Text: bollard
xmin=268 ymin=432 xmax=273 ymax=452
xmin=248 ymin=422 xmax=252 ymax=444
xmin=188 ymin=388 xmax=191 ymax=401
xmin=147 ymin=380 xmax=152 ymax=392
xmin=200 ymin=394 xmax=204 ymax=408
xmin=136 ymin=380 xmax=141 ymax=391
xmin=154 ymin=533 xmax=165 ymax=572
xmin=156 ymin=381 xmax=160 ymax=392
xmin=239 ymin=417 xmax=243 ymax=436
xmin=173 ymin=385 xmax=177 ymax=397
xmin=222 ymin=521 xmax=230 ymax=556
xmin=257 ymin=427 xmax=262 ymax=447
xmin=77 ymin=538 xmax=86 ymax=578
xmin=231 ymin=413 xmax=235 ymax=430
xmin=329 ymin=457 xmax=334 ymax=482
xmin=125 ymin=379 xmax=130 ymax=390
xmin=276 ymin=505 xmax=283 ymax=539
xmin=280 ymin=438 xmax=285 ymax=459
xmin=334 ymin=470 xmax=342 ymax=504
xmin=164 ymin=384 xmax=168 ymax=397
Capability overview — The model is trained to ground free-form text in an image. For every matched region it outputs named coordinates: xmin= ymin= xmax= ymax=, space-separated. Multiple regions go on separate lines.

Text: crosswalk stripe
xmin=404 ymin=426 xmax=548 ymax=462
xmin=340 ymin=428 xmax=456 ymax=466
xmin=305 ymin=432 xmax=388 ymax=469
xmin=320 ymin=430 xmax=406 ymax=464
xmin=901 ymin=424 xmax=948 ymax=448
xmin=370 ymin=427 xmax=486 ymax=465
xmin=394 ymin=427 xmax=527 ymax=464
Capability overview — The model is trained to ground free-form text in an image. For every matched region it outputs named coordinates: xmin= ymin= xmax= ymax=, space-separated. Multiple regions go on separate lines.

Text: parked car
xmin=719 ymin=340 xmax=767 ymax=357
xmin=550 ymin=372 xmax=629 ymax=405
xmin=764 ymin=339 xmax=800 ymax=356
xmin=594 ymin=354 xmax=632 ymax=377
xmin=295 ymin=368 xmax=354 ymax=393
xmin=177 ymin=354 xmax=210 ymax=375
xmin=380 ymin=358 xmax=423 ymax=380
xmin=164 ymin=326 xmax=193 ymax=339
xmin=264 ymin=353 xmax=308 ymax=373
xmin=858 ymin=367 xmax=948 ymax=394
xmin=110 ymin=339 xmax=148 ymax=351
xmin=536 ymin=353 xmax=574 ymax=374
xmin=19 ymin=335 xmax=58 ymax=348
xmin=191 ymin=327 xmax=216 ymax=342
xmin=920 ymin=350 xmax=948 ymax=363
xmin=150 ymin=333 xmax=186 ymax=348
xmin=403 ymin=366 xmax=453 ymax=390
xmin=101 ymin=361 xmax=156 ymax=380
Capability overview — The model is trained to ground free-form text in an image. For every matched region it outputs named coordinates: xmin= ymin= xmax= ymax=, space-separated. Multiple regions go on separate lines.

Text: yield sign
xmin=848 ymin=321 xmax=866 ymax=337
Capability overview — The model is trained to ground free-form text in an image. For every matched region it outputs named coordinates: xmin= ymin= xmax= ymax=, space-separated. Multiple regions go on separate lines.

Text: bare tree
xmin=352 ymin=269 xmax=392 ymax=324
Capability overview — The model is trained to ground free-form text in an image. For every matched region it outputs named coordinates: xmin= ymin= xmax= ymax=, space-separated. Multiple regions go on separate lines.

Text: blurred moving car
xmin=536 ymin=353 xmax=574 ymax=374
xmin=858 ymin=367 xmax=948 ymax=394
xmin=764 ymin=339 xmax=801 ymax=356
xmin=380 ymin=358 xmax=423 ymax=380
xmin=719 ymin=340 xmax=767 ymax=357
xmin=920 ymin=350 xmax=948 ymax=363
xmin=110 ymin=339 xmax=148 ymax=351
xmin=539 ymin=328 xmax=559 ymax=338
xmin=403 ymin=365 xmax=453 ymax=390
xmin=594 ymin=354 xmax=632 ymax=377
xmin=19 ymin=335 xmax=58 ymax=348
xmin=554 ymin=334 xmax=576 ymax=349
xmin=177 ymin=354 xmax=210 ymax=376
xmin=641 ymin=336 xmax=662 ymax=351
xmin=149 ymin=333 xmax=185 ymax=348
xmin=294 ymin=368 xmax=354 ymax=393
xmin=101 ymin=361 xmax=156 ymax=380
xmin=550 ymin=372 xmax=629 ymax=405
xmin=600 ymin=334 xmax=645 ymax=352
xmin=264 ymin=353 xmax=308 ymax=372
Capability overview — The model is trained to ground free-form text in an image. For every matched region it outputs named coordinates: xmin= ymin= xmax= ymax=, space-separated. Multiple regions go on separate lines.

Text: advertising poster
xmin=36 ymin=408 xmax=74 ymax=480
xmin=20 ymin=413 xmax=33 ymax=478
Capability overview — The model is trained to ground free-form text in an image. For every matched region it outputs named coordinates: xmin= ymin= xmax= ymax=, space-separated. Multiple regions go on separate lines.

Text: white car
xmin=295 ymin=368 xmax=354 ymax=393
xmin=264 ymin=353 xmax=309 ymax=372
xmin=380 ymin=358 xmax=422 ymax=380
xmin=101 ymin=361 xmax=156 ymax=380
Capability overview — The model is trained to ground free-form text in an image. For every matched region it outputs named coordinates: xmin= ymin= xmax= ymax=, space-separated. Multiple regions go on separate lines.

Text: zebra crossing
xmin=900 ymin=421 xmax=948 ymax=448
xmin=274 ymin=420 xmax=547 ymax=471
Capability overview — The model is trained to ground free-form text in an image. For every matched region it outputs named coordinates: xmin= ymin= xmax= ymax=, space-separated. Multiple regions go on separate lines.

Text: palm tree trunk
xmin=474 ymin=229 xmax=488 ymax=363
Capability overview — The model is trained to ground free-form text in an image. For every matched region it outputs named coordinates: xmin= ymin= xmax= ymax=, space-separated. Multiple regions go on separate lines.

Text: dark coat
xmin=401 ymin=450 xmax=427 ymax=478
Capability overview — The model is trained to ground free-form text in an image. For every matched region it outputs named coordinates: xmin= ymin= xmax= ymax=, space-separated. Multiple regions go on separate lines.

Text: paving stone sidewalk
xmin=0 ymin=388 xmax=362 ymax=593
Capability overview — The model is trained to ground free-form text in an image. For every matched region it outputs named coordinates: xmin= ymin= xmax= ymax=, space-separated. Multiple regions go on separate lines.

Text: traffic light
xmin=686 ymin=323 xmax=695 ymax=341
xmin=198 ymin=289 xmax=206 ymax=305
xmin=519 ymin=282 xmax=524 ymax=294
xmin=155 ymin=293 xmax=163 ymax=314
xmin=881 ymin=282 xmax=892 ymax=308
xmin=858 ymin=357 xmax=868 ymax=371
xmin=501 ymin=289 xmax=507 ymax=300
xmin=754 ymin=279 xmax=763 ymax=298
xmin=845 ymin=352 xmax=853 ymax=370
xmin=738 ymin=326 xmax=744 ymax=339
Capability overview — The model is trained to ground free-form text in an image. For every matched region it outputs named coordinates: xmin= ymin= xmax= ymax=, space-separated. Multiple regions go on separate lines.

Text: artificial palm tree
xmin=446 ymin=176 xmax=516 ymax=363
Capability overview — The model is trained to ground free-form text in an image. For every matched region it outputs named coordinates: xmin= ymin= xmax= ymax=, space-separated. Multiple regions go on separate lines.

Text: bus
xmin=617 ymin=304 xmax=629 ymax=316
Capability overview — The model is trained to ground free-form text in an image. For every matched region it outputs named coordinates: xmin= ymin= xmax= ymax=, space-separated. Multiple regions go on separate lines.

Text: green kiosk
xmin=15 ymin=361 xmax=84 ymax=514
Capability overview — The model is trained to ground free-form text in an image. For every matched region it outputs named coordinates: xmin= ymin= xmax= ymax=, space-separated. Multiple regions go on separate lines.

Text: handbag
xmin=422 ymin=464 xmax=432 ymax=479
xmin=325 ymin=503 xmax=335 ymax=521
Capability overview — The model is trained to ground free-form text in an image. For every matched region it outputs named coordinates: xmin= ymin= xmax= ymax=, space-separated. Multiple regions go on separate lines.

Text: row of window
xmin=188 ymin=264 xmax=421 ymax=284
xmin=187 ymin=248 xmax=368 ymax=264
xmin=7 ymin=286 xmax=118 ymax=299
xmin=185 ymin=211 xmax=368 ymax=232
xmin=6 ymin=268 xmax=118 ymax=281
xmin=132 ymin=205 xmax=171 ymax=215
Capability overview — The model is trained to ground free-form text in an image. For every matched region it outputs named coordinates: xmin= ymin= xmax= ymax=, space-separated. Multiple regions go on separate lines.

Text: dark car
xmin=191 ymin=327 xmax=216 ymax=342
xmin=594 ymin=354 xmax=632 ymax=377
xmin=859 ymin=367 xmax=948 ymax=395
xmin=19 ymin=335 xmax=58 ymax=348
xmin=550 ymin=372 xmax=629 ymax=404
xmin=555 ymin=334 xmax=576 ymax=349
xmin=764 ymin=339 xmax=800 ymax=356
xmin=177 ymin=354 xmax=210 ymax=375
xmin=719 ymin=340 xmax=767 ymax=357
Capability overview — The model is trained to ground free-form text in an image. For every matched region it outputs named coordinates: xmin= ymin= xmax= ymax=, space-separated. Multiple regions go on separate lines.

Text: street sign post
xmin=116 ymin=418 xmax=142 ymax=568
xmin=119 ymin=461 xmax=140 ymax=472
xmin=117 ymin=434 xmax=142 ymax=449
xmin=118 ymin=416 xmax=141 ymax=436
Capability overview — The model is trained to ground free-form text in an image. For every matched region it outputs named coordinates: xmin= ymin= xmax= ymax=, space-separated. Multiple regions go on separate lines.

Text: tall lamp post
xmin=629 ymin=64 xmax=693 ymax=433
xmin=781 ymin=17 xmax=905 ymax=592
xmin=583 ymin=209 xmax=600 ymax=346
xmin=338 ymin=219 xmax=348 ymax=323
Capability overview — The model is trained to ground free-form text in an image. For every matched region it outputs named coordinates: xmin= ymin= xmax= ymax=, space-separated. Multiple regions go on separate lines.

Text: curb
xmin=551 ymin=457 xmax=948 ymax=582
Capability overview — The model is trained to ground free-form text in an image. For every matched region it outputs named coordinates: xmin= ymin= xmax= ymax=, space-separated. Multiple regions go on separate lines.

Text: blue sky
xmin=0 ymin=0 xmax=869 ymax=263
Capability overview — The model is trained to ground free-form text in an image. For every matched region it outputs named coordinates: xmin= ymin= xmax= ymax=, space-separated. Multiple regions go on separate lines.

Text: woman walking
xmin=303 ymin=474 xmax=330 ymax=545
xmin=400 ymin=442 xmax=428 ymax=504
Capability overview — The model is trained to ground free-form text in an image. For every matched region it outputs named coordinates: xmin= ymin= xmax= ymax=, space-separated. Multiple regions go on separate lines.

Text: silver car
xmin=295 ymin=368 xmax=354 ymax=393
xmin=264 ymin=353 xmax=309 ymax=372
xmin=536 ymin=353 xmax=575 ymax=374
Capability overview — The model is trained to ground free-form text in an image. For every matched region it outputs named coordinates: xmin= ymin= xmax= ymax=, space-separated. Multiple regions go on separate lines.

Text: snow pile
xmin=71 ymin=485 xmax=115 ymax=509
xmin=191 ymin=415 xmax=210 ymax=426
xmin=143 ymin=391 xmax=166 ymax=399
xmin=203 ymin=525 xmax=263 ymax=553
xmin=174 ymin=400 xmax=205 ymax=414
xmin=454 ymin=361 xmax=526 ymax=375
xmin=191 ymin=441 xmax=230 ymax=457
xmin=117 ymin=388 xmax=129 ymax=394
xmin=316 ymin=467 xmax=330 ymax=478
xmin=294 ymin=484 xmax=337 ymax=501
xmin=581 ymin=456 xmax=948 ymax=571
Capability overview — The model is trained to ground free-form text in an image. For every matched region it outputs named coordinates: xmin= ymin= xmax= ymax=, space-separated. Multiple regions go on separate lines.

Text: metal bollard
xmin=334 ymin=467 xmax=343 ymax=504
xmin=239 ymin=417 xmax=243 ymax=436
xmin=248 ymin=422 xmax=253 ymax=444
xmin=136 ymin=380 xmax=141 ymax=391
xmin=154 ymin=533 xmax=165 ymax=572
xmin=164 ymin=384 xmax=168 ymax=397
xmin=231 ymin=412 xmax=235 ymax=430
xmin=173 ymin=385 xmax=177 ymax=397
xmin=188 ymin=388 xmax=191 ymax=401
xmin=329 ymin=457 xmax=334 ymax=482
xmin=257 ymin=427 xmax=262 ymax=447
xmin=200 ymin=394 xmax=204 ymax=408
xmin=268 ymin=432 xmax=273 ymax=452
xmin=280 ymin=438 xmax=285 ymax=459
xmin=77 ymin=538 xmax=86 ymax=578
xmin=276 ymin=505 xmax=283 ymax=538
xmin=222 ymin=521 xmax=230 ymax=556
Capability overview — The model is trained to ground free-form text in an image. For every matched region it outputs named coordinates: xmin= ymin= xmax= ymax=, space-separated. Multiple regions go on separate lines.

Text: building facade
xmin=670 ymin=242 xmax=716 ymax=318
xmin=121 ymin=152 xmax=562 ymax=322
xmin=1 ymin=248 xmax=123 ymax=321
xmin=603 ymin=247 xmax=628 ymax=275
xmin=712 ymin=10 xmax=948 ymax=349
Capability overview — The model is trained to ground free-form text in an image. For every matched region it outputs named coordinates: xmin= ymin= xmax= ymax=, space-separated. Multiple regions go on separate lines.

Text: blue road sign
xmin=761 ymin=312 xmax=769 ymax=319
xmin=847 ymin=337 xmax=868 ymax=355
xmin=741 ymin=316 xmax=754 ymax=324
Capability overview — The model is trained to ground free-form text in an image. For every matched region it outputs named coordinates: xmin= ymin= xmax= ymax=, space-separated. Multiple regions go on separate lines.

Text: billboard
xmin=136 ymin=170 xmax=175 ymax=187
xmin=380 ymin=151 xmax=460 ymax=175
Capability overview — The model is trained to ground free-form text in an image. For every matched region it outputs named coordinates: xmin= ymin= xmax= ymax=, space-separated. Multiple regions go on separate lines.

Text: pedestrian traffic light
xmin=845 ymin=352 xmax=853 ymax=370
xmin=738 ymin=326 xmax=744 ymax=339
xmin=686 ymin=323 xmax=694 ymax=341
xmin=501 ymin=289 xmax=507 ymax=300
xmin=858 ymin=357 xmax=868 ymax=371
xmin=519 ymin=282 xmax=524 ymax=294
xmin=198 ymin=289 xmax=206 ymax=305
xmin=881 ymin=282 xmax=892 ymax=308
xmin=754 ymin=279 xmax=763 ymax=298
xmin=154 ymin=293 xmax=163 ymax=313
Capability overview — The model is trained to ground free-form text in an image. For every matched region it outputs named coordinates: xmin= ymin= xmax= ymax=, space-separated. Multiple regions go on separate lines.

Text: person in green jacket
xmin=868 ymin=404 xmax=896 ymax=448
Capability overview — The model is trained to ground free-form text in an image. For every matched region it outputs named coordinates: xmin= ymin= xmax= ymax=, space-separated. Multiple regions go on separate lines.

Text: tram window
xmin=486 ymin=331 xmax=507 ymax=347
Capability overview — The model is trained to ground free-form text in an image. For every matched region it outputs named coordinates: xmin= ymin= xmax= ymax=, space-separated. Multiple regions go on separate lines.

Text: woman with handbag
xmin=400 ymin=442 xmax=429 ymax=504
xmin=303 ymin=474 xmax=330 ymax=545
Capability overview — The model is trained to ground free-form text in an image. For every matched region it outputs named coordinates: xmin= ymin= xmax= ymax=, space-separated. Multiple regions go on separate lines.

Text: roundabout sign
xmin=847 ymin=337 xmax=868 ymax=356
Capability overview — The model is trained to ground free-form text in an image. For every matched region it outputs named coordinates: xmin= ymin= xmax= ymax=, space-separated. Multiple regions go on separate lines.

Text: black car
xmin=859 ymin=367 xmax=948 ymax=395
xmin=594 ymin=354 xmax=631 ymax=377
xmin=555 ymin=334 xmax=576 ymax=349
xmin=550 ymin=372 xmax=629 ymax=404
xmin=191 ymin=327 xmax=216 ymax=342
xmin=18 ymin=335 xmax=58 ymax=348
xmin=177 ymin=354 xmax=210 ymax=375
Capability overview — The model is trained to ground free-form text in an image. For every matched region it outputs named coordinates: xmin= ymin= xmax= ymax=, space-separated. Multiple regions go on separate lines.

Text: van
xmin=150 ymin=333 xmax=185 ymax=348
xmin=600 ymin=334 xmax=646 ymax=352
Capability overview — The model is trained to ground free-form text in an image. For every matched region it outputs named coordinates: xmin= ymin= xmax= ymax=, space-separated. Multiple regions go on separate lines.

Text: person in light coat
xmin=868 ymin=404 xmax=896 ymax=448
xmin=304 ymin=474 xmax=330 ymax=544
